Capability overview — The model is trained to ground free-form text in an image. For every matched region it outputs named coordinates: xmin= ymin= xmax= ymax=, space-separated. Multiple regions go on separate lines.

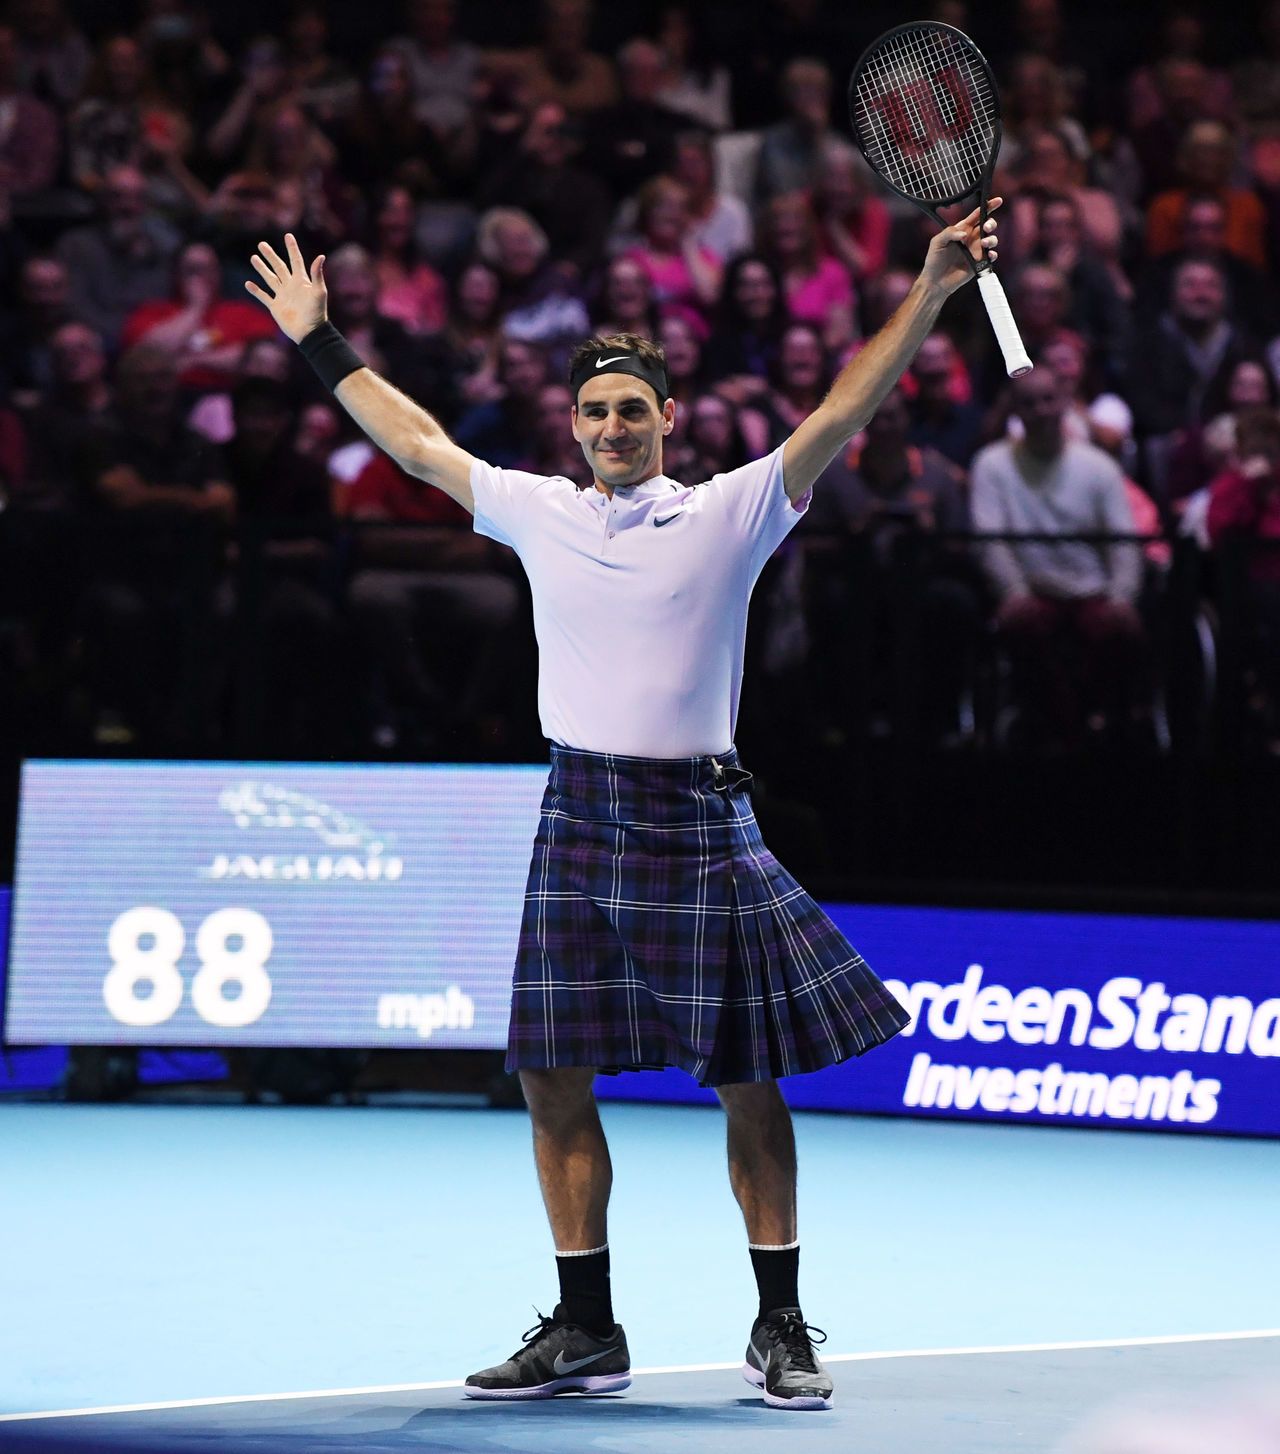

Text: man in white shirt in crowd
xmin=972 ymin=368 xmax=1145 ymax=747
xmin=245 ymin=201 xmax=999 ymax=1412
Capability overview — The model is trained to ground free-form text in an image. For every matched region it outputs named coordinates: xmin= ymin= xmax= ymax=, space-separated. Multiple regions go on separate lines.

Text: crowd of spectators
xmin=3 ymin=0 xmax=1280 ymax=758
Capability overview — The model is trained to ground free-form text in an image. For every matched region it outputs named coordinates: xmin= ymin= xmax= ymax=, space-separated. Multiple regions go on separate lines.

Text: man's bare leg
xmin=717 ymin=1078 xmax=797 ymax=1245
xmin=519 ymin=1066 xmax=611 ymax=1249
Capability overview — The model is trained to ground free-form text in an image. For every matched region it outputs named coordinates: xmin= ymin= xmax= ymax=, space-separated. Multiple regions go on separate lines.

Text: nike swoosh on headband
xmin=595 ymin=355 xmax=630 ymax=367
xmin=553 ymin=1347 xmax=613 ymax=1374
xmin=654 ymin=512 xmax=682 ymax=527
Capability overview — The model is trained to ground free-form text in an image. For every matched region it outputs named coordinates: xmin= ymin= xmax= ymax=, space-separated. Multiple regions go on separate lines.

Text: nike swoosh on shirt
xmin=553 ymin=1348 xmax=614 ymax=1374
xmin=654 ymin=512 xmax=682 ymax=527
xmin=595 ymin=356 xmax=629 ymax=367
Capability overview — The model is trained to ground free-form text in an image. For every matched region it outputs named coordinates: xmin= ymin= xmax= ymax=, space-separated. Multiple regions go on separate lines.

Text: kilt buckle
xmin=711 ymin=757 xmax=753 ymax=792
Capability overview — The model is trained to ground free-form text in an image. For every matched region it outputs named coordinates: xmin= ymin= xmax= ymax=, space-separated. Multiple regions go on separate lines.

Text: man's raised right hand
xmin=245 ymin=233 xmax=327 ymax=344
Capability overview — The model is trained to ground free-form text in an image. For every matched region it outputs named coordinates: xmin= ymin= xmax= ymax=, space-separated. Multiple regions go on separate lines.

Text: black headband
xmin=570 ymin=349 xmax=670 ymax=406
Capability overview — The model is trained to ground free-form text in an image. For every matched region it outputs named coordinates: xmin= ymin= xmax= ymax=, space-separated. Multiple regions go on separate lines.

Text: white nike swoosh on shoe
xmin=553 ymin=1347 xmax=613 ymax=1374
xmin=595 ymin=356 xmax=629 ymax=367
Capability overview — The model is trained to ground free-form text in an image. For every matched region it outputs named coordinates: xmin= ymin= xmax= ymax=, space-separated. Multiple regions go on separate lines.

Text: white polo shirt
xmin=471 ymin=445 xmax=807 ymax=758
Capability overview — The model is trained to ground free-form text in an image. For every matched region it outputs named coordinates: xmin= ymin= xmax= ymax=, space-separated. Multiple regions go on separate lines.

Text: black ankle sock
xmin=555 ymin=1245 xmax=614 ymax=1334
xmin=749 ymin=1242 xmax=800 ymax=1320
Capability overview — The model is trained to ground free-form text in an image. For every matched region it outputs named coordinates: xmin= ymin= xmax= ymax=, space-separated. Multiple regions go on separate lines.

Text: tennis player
xmin=247 ymin=201 xmax=998 ymax=1411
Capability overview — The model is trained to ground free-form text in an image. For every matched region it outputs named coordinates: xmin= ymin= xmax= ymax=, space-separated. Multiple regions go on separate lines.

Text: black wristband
xmin=298 ymin=321 xmax=364 ymax=393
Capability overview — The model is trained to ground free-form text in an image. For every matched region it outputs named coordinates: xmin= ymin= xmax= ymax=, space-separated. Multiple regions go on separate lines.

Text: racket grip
xmin=977 ymin=271 xmax=1033 ymax=378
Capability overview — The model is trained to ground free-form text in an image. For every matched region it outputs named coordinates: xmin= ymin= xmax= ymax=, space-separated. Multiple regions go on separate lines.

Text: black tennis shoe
xmin=464 ymin=1308 xmax=631 ymax=1400
xmin=742 ymin=1307 xmax=833 ymax=1410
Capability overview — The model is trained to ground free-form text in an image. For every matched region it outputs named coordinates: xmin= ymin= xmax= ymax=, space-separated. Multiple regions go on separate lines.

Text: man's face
xmin=499 ymin=341 xmax=547 ymax=396
xmin=779 ymin=326 xmax=824 ymax=392
xmin=21 ymin=258 xmax=68 ymax=318
xmin=1013 ymin=372 xmax=1066 ymax=452
xmin=1017 ymin=268 xmax=1067 ymax=331
xmin=619 ymin=42 xmax=665 ymax=104
xmin=103 ymin=168 xmax=147 ymax=223
xmin=1039 ymin=200 xmax=1079 ymax=254
xmin=913 ymin=336 xmax=954 ymax=404
xmin=328 ymin=261 xmax=376 ymax=322
xmin=51 ymin=323 xmax=105 ymax=386
xmin=1172 ymin=261 xmax=1225 ymax=327
xmin=1183 ymin=201 xmax=1226 ymax=255
xmin=572 ymin=373 xmax=674 ymax=488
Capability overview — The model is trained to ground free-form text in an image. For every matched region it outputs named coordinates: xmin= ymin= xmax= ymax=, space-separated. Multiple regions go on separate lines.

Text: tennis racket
xmin=848 ymin=21 xmax=1032 ymax=378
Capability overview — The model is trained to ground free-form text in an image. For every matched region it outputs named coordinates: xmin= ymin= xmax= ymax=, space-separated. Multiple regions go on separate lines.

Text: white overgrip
xmin=976 ymin=270 xmax=1033 ymax=378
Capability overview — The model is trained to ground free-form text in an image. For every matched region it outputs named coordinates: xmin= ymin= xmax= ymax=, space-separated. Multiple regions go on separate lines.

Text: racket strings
xmin=852 ymin=26 xmax=995 ymax=205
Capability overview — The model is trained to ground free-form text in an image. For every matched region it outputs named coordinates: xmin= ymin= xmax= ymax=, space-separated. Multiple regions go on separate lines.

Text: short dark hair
xmin=566 ymin=332 xmax=667 ymax=389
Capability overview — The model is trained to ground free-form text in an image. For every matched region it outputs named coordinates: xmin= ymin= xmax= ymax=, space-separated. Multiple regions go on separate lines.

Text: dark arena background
xmin=1 ymin=1 xmax=1277 ymax=1450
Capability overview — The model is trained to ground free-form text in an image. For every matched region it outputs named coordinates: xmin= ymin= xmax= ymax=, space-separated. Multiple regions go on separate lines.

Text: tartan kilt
xmin=506 ymin=745 xmax=910 ymax=1086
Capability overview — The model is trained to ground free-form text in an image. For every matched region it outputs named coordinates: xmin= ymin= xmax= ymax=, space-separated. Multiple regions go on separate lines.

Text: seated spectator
xmin=1130 ymin=256 xmax=1259 ymax=501
xmin=658 ymin=311 xmax=709 ymax=405
xmin=234 ymin=99 xmax=355 ymax=244
xmin=591 ymin=254 xmax=659 ymax=339
xmin=583 ymin=37 xmax=685 ymax=200
xmin=972 ymin=369 xmax=1145 ymax=748
xmin=813 ymin=145 xmax=890 ymax=293
xmin=1168 ymin=356 xmax=1276 ymax=511
xmin=14 ymin=320 xmax=113 ymax=510
xmin=754 ymin=57 xmax=859 ymax=202
xmin=667 ymin=130 xmax=751 ymax=263
xmin=0 ymin=254 xmax=71 ymax=402
xmin=493 ymin=0 xmax=617 ymax=117
xmin=758 ymin=321 xmax=831 ymax=445
xmin=513 ymin=381 xmax=592 ymax=484
xmin=667 ymin=391 xmax=764 ymax=484
xmin=120 ymin=241 xmax=277 ymax=393
xmin=907 ymin=333 xmax=984 ymax=469
xmin=474 ymin=206 xmax=588 ymax=355
xmin=703 ymin=253 xmax=785 ymax=397
xmin=981 ymin=264 xmax=1078 ymax=398
xmin=1135 ymin=192 xmax=1279 ymax=335
xmin=343 ymin=446 xmax=523 ymax=751
xmin=621 ymin=176 xmax=722 ymax=320
xmin=368 ymin=183 xmax=448 ymax=336
xmin=442 ymin=262 xmax=504 ymax=408
xmin=1007 ymin=128 xmax=1127 ymax=280
xmin=322 ymin=242 xmax=450 ymax=408
xmin=11 ymin=0 xmax=90 ymax=111
xmin=1030 ymin=193 xmax=1132 ymax=388
xmin=56 ymin=164 xmax=181 ymax=349
xmin=337 ymin=45 xmax=457 ymax=199
xmin=653 ymin=4 xmax=732 ymax=132
xmin=206 ymin=35 xmax=295 ymax=166
xmin=1206 ymin=405 xmax=1280 ymax=744
xmin=1127 ymin=9 xmax=1234 ymax=133
xmin=453 ymin=337 xmax=551 ymax=467
xmin=475 ymin=101 xmax=611 ymax=279
xmin=220 ymin=375 xmax=343 ymax=754
xmin=760 ymin=191 xmax=855 ymax=350
xmin=1146 ymin=120 xmax=1268 ymax=272
xmin=0 ymin=24 xmax=59 ymax=203
xmin=74 ymin=345 xmax=234 ymax=745
xmin=388 ymin=0 xmax=479 ymax=138
xmin=281 ymin=4 xmax=357 ymax=129
xmin=806 ymin=386 xmax=979 ymax=739
xmin=1000 ymin=54 xmax=1090 ymax=171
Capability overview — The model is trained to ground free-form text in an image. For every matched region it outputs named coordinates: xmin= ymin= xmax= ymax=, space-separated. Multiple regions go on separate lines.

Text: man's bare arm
xmin=782 ymin=201 xmax=1001 ymax=505
xmin=245 ymin=234 xmax=477 ymax=513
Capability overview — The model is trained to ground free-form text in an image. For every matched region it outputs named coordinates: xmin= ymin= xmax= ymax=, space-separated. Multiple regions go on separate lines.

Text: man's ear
xmin=570 ymin=403 xmax=580 ymax=442
xmin=662 ymin=397 xmax=675 ymax=435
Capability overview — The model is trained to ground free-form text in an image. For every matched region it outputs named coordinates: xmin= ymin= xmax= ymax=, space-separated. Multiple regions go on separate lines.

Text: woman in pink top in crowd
xmin=760 ymin=190 xmax=856 ymax=350
xmin=369 ymin=183 xmax=448 ymax=335
xmin=621 ymin=176 xmax=722 ymax=322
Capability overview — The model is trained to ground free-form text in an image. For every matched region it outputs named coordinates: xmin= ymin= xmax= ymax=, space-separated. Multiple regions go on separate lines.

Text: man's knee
xmin=519 ymin=1066 xmax=598 ymax=1128
xmin=716 ymin=1078 xmax=789 ymax=1122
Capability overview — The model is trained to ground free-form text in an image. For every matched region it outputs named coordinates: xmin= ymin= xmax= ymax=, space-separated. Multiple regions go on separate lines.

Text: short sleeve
xmin=470 ymin=458 xmax=554 ymax=554
xmin=702 ymin=445 xmax=808 ymax=579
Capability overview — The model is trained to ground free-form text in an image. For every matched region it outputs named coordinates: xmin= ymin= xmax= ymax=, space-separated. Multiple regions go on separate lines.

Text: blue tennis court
xmin=2 ymin=1099 xmax=1276 ymax=1451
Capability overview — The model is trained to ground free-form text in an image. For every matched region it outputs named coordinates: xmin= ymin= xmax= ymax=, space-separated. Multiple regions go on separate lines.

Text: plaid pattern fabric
xmin=507 ymin=746 xmax=910 ymax=1086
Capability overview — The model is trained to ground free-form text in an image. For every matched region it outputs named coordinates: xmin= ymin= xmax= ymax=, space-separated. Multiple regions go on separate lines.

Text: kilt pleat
xmin=506 ymin=746 xmax=910 ymax=1086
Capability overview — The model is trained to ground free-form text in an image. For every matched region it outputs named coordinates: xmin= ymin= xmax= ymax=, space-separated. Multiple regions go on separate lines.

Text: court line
xmin=3 ymin=1329 xmax=1276 ymax=1423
